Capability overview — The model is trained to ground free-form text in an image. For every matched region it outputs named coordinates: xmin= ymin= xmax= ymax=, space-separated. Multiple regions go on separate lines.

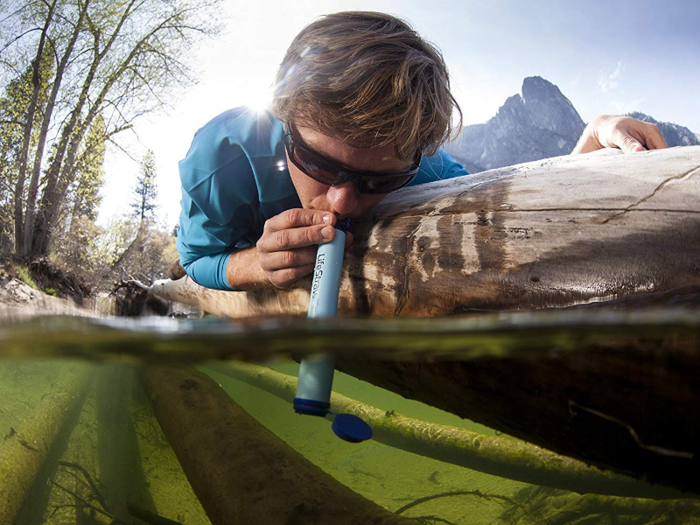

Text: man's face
xmin=285 ymin=123 xmax=411 ymax=219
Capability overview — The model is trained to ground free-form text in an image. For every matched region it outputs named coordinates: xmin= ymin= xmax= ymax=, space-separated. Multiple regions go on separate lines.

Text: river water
xmin=1 ymin=307 xmax=699 ymax=525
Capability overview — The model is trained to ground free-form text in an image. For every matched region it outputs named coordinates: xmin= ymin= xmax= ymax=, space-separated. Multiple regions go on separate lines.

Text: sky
xmin=99 ymin=0 xmax=700 ymax=229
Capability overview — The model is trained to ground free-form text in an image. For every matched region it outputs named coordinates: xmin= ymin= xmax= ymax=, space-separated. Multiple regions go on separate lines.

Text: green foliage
xmin=10 ymin=263 xmax=37 ymax=289
xmin=50 ymin=215 xmax=177 ymax=289
xmin=0 ymin=47 xmax=54 ymax=252
xmin=43 ymin=287 xmax=56 ymax=296
xmin=70 ymin=114 xmax=106 ymax=223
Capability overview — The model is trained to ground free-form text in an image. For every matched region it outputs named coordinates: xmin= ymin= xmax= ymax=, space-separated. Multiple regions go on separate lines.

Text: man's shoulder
xmin=180 ymin=106 xmax=295 ymax=208
xmin=410 ymin=149 xmax=469 ymax=186
xmin=196 ymin=106 xmax=259 ymax=134
xmin=193 ymin=107 xmax=283 ymax=156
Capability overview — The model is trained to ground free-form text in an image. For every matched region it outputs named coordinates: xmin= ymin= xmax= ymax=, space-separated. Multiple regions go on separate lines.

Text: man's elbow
xmin=179 ymin=252 xmax=236 ymax=292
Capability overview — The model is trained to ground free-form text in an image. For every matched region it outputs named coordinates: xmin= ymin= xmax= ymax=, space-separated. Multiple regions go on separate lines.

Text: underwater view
xmin=1 ymin=309 xmax=699 ymax=525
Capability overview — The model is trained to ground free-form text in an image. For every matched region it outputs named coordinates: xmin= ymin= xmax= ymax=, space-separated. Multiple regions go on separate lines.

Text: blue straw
xmin=293 ymin=219 xmax=372 ymax=443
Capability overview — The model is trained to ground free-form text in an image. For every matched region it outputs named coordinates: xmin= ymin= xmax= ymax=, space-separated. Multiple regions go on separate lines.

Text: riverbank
xmin=0 ymin=277 xmax=95 ymax=317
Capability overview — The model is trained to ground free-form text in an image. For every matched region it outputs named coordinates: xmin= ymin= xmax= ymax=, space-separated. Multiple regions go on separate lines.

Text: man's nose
xmin=326 ymin=182 xmax=359 ymax=217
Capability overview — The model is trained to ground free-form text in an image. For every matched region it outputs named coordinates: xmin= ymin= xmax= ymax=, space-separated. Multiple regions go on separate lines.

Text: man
xmin=177 ymin=11 xmax=667 ymax=292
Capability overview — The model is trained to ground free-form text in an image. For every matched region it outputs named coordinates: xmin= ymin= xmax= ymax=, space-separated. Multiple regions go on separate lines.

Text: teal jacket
xmin=177 ymin=107 xmax=468 ymax=290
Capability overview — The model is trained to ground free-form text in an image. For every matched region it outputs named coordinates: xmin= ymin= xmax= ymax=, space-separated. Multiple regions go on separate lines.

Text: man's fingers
xmin=618 ymin=121 xmax=668 ymax=153
xmin=644 ymin=126 xmax=668 ymax=150
xmin=344 ymin=231 xmax=354 ymax=249
xmin=625 ymin=139 xmax=646 ymax=153
xmin=268 ymin=263 xmax=315 ymax=289
xmin=260 ymin=246 xmax=318 ymax=272
xmin=591 ymin=116 xmax=671 ymax=155
xmin=617 ymin=131 xmax=645 ymax=154
xmin=265 ymin=208 xmax=335 ymax=233
xmin=259 ymin=224 xmax=335 ymax=253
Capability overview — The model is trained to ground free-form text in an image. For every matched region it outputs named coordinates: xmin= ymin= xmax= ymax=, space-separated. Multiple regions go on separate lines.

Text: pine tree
xmin=131 ymin=150 xmax=158 ymax=225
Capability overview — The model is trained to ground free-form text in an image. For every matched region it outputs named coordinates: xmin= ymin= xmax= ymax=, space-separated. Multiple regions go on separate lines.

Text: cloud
xmin=596 ymin=60 xmax=646 ymax=115
xmin=610 ymin=97 xmax=647 ymax=114
xmin=597 ymin=61 xmax=624 ymax=93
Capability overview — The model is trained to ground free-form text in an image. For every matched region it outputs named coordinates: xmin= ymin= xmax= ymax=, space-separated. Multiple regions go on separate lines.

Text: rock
xmin=0 ymin=278 xmax=93 ymax=317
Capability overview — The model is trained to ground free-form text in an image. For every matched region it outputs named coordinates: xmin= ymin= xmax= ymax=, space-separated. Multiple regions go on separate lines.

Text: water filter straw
xmin=294 ymin=227 xmax=345 ymax=414
xmin=293 ymin=219 xmax=372 ymax=443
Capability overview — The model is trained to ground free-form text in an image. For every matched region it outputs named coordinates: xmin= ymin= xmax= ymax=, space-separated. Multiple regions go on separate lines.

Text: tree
xmin=0 ymin=49 xmax=53 ymax=252
xmin=49 ymin=114 xmax=107 ymax=277
xmin=69 ymin=113 xmax=106 ymax=226
xmin=95 ymin=217 xmax=176 ymax=285
xmin=131 ymin=150 xmax=158 ymax=225
xmin=0 ymin=0 xmax=221 ymax=259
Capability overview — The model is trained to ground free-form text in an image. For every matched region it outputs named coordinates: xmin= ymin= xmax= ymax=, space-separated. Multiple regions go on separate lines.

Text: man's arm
xmin=224 ymin=247 xmax=267 ymax=290
xmin=573 ymin=115 xmax=668 ymax=154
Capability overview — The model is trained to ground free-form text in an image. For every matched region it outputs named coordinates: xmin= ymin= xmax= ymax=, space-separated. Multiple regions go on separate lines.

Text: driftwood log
xmin=140 ymin=365 xmax=412 ymax=525
xmin=203 ymin=362 xmax=684 ymax=500
xmin=152 ymin=146 xmax=700 ymax=317
xmin=0 ymin=365 xmax=91 ymax=524
xmin=151 ymin=147 xmax=700 ymax=493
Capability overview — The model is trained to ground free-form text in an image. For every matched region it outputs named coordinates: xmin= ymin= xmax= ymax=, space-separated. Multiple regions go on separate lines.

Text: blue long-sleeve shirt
xmin=177 ymin=107 xmax=468 ymax=290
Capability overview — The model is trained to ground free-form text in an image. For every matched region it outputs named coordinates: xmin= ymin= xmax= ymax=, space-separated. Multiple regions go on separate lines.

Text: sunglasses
xmin=283 ymin=122 xmax=421 ymax=194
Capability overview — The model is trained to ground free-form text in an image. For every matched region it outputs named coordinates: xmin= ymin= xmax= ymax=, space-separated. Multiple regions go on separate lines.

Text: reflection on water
xmin=0 ymin=309 xmax=699 ymax=524
xmin=1 ymin=307 xmax=699 ymax=362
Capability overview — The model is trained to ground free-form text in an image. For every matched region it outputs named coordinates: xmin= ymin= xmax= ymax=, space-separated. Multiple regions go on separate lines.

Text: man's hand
xmin=256 ymin=208 xmax=353 ymax=289
xmin=572 ymin=115 xmax=668 ymax=154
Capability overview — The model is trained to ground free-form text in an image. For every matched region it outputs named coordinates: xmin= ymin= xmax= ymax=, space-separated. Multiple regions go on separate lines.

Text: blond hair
xmin=272 ymin=11 xmax=462 ymax=162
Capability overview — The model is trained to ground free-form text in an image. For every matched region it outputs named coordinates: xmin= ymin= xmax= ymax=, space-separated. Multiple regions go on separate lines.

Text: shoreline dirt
xmin=0 ymin=278 xmax=97 ymax=318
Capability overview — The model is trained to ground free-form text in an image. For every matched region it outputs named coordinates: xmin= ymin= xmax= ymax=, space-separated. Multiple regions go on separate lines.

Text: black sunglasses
xmin=283 ymin=122 xmax=421 ymax=194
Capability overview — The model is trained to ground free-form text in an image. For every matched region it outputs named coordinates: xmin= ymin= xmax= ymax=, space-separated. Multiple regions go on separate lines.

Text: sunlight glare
xmin=248 ymin=86 xmax=273 ymax=114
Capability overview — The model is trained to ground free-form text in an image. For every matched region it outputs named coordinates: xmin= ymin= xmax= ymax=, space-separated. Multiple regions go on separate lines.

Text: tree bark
xmin=140 ymin=365 xmax=412 ymax=525
xmin=20 ymin=0 xmax=90 ymax=257
xmin=13 ymin=0 xmax=57 ymax=254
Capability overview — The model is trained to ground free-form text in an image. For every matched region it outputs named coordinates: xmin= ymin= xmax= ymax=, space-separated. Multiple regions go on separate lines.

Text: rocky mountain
xmin=625 ymin=112 xmax=700 ymax=148
xmin=446 ymin=77 xmax=699 ymax=173
xmin=445 ymin=77 xmax=585 ymax=172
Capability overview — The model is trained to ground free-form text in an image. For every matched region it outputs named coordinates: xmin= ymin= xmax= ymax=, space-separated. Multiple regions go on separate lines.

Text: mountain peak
xmin=446 ymin=77 xmax=584 ymax=171
xmin=522 ymin=76 xmax=559 ymax=99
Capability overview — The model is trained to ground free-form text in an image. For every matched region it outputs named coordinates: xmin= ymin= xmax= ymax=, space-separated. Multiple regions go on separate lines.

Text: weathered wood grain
xmin=153 ymin=146 xmax=700 ymax=317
